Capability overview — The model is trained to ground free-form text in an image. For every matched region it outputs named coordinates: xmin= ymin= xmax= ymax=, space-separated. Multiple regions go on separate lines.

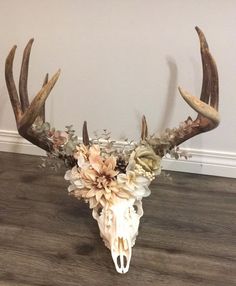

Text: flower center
xmin=96 ymin=174 xmax=112 ymax=189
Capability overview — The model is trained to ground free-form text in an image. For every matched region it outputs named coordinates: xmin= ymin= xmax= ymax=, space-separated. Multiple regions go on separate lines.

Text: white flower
xmin=77 ymin=154 xmax=90 ymax=169
xmin=64 ymin=166 xmax=84 ymax=192
xmin=117 ymin=171 xmax=151 ymax=199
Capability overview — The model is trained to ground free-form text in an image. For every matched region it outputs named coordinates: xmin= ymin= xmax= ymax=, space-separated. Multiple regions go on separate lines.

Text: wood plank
xmin=0 ymin=152 xmax=236 ymax=285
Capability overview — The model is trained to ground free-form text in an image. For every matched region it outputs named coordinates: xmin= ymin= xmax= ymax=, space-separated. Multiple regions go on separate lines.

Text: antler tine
xmin=42 ymin=73 xmax=49 ymax=86
xmin=5 ymin=45 xmax=22 ymax=122
xmin=19 ymin=38 xmax=34 ymax=112
xmin=196 ymin=26 xmax=219 ymax=110
xmin=178 ymin=27 xmax=219 ymax=127
xmin=18 ymin=70 xmax=60 ymax=131
xmin=178 ymin=87 xmax=220 ymax=125
xmin=148 ymin=27 xmax=220 ymax=156
xmin=39 ymin=73 xmax=49 ymax=123
xmin=209 ymin=54 xmax=219 ymax=109
xmin=197 ymin=28 xmax=211 ymax=107
xmin=5 ymin=39 xmax=61 ymax=153
xmin=141 ymin=115 xmax=148 ymax=140
xmin=82 ymin=121 xmax=90 ymax=146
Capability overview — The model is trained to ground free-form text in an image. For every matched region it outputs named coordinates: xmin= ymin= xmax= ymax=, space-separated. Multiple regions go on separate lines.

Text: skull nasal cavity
xmin=117 ymin=255 xmax=127 ymax=269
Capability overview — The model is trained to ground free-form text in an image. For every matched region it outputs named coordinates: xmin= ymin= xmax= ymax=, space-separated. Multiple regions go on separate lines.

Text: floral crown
xmin=46 ymin=123 xmax=164 ymax=208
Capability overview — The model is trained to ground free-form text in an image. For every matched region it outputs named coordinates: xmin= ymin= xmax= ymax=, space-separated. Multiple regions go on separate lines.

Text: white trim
xmin=0 ymin=130 xmax=45 ymax=156
xmin=162 ymin=149 xmax=236 ymax=178
xmin=0 ymin=130 xmax=235 ymax=178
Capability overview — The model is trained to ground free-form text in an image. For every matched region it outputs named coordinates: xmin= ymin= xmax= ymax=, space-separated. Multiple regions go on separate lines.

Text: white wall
xmin=0 ymin=0 xmax=235 ymax=177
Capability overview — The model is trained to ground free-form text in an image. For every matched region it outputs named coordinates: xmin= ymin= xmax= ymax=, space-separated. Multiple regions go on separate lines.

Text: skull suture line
xmin=6 ymin=27 xmax=220 ymax=274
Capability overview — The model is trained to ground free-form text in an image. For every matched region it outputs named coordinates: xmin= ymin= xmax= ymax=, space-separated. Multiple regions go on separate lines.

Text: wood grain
xmin=0 ymin=152 xmax=235 ymax=286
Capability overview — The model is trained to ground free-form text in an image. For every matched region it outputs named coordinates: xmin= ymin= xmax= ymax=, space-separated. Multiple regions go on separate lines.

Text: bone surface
xmin=93 ymin=197 xmax=143 ymax=273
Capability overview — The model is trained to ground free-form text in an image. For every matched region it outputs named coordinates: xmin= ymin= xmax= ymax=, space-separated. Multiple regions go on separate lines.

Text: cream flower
xmin=73 ymin=144 xmax=89 ymax=160
xmin=65 ymin=146 xmax=130 ymax=208
xmin=117 ymin=171 xmax=151 ymax=199
xmin=128 ymin=145 xmax=161 ymax=177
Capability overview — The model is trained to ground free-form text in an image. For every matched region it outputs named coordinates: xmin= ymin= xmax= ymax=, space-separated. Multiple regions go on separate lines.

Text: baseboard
xmin=0 ymin=130 xmax=235 ymax=178
xmin=162 ymin=149 xmax=236 ymax=178
xmin=0 ymin=130 xmax=45 ymax=156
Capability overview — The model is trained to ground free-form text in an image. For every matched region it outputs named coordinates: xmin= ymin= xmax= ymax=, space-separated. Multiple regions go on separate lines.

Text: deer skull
xmin=6 ymin=27 xmax=220 ymax=274
xmin=92 ymin=197 xmax=143 ymax=273
xmin=64 ymin=147 xmax=153 ymax=274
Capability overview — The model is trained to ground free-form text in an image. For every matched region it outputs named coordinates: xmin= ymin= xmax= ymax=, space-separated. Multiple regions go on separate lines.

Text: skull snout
xmin=111 ymin=237 xmax=131 ymax=274
xmin=92 ymin=198 xmax=144 ymax=273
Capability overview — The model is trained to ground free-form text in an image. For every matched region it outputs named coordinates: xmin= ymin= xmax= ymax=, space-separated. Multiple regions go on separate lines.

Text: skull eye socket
xmin=133 ymin=205 xmax=138 ymax=213
xmin=97 ymin=206 xmax=103 ymax=216
xmin=133 ymin=201 xmax=143 ymax=217
xmin=92 ymin=205 xmax=104 ymax=220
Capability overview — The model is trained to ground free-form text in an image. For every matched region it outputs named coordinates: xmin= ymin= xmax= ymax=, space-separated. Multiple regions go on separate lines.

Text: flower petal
xmin=89 ymin=197 xmax=98 ymax=209
xmin=86 ymin=188 xmax=96 ymax=198
xmin=89 ymin=155 xmax=103 ymax=173
xmin=132 ymin=186 xmax=151 ymax=199
xmin=117 ymin=173 xmax=126 ymax=184
xmin=95 ymin=190 xmax=103 ymax=202
xmin=64 ymin=170 xmax=72 ymax=180
xmin=73 ymin=179 xmax=84 ymax=188
xmin=104 ymin=192 xmax=111 ymax=200
xmin=68 ymin=185 xmax=76 ymax=192
xmin=135 ymin=175 xmax=150 ymax=185
xmin=117 ymin=189 xmax=130 ymax=199
xmin=82 ymin=169 xmax=97 ymax=181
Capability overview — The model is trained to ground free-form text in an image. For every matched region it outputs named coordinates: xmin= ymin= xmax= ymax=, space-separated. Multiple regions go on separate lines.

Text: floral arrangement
xmin=65 ymin=143 xmax=161 ymax=208
xmin=38 ymin=121 xmax=190 ymax=209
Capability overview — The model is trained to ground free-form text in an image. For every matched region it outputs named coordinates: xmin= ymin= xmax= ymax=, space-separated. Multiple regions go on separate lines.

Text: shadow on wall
xmin=133 ymin=57 xmax=178 ymax=139
xmin=158 ymin=56 xmax=178 ymax=133
xmin=0 ymin=85 xmax=8 ymax=127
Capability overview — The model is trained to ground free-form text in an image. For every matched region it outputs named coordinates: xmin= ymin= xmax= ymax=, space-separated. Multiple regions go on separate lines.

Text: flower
xmin=49 ymin=130 xmax=69 ymax=149
xmin=128 ymin=145 xmax=161 ymax=176
xmin=65 ymin=145 xmax=130 ymax=208
xmin=117 ymin=171 xmax=151 ymax=199
xmin=64 ymin=166 xmax=84 ymax=192
xmin=73 ymin=144 xmax=90 ymax=160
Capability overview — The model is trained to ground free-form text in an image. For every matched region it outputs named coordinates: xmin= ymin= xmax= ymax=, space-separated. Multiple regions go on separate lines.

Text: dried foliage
xmin=36 ymin=119 xmax=192 ymax=171
xmin=146 ymin=117 xmax=193 ymax=159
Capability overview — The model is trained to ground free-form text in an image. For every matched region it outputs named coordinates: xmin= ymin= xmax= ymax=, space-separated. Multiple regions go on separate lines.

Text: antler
xmin=6 ymin=28 xmax=219 ymax=161
xmin=5 ymin=39 xmax=61 ymax=153
xmin=5 ymin=38 xmax=91 ymax=162
xmin=145 ymin=27 xmax=220 ymax=156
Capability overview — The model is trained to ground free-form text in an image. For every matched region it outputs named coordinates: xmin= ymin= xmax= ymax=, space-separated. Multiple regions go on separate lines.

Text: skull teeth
xmin=123 ymin=238 xmax=129 ymax=251
xmin=114 ymin=237 xmax=129 ymax=252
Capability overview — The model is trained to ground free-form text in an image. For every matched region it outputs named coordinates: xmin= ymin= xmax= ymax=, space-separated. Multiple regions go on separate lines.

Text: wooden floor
xmin=0 ymin=152 xmax=235 ymax=286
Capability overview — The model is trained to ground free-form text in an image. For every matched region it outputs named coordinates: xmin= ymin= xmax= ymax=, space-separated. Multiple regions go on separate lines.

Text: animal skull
xmin=6 ymin=27 xmax=220 ymax=274
xmin=92 ymin=197 xmax=143 ymax=273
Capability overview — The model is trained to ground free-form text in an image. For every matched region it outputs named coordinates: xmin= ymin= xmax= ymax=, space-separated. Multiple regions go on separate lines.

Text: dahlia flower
xmin=65 ymin=145 xmax=130 ymax=208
